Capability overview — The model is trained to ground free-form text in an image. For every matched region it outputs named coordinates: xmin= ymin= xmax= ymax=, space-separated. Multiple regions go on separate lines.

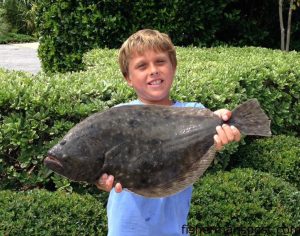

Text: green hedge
xmin=35 ymin=0 xmax=300 ymax=73
xmin=1 ymin=169 xmax=300 ymax=235
xmin=173 ymin=47 xmax=300 ymax=136
xmin=1 ymin=46 xmax=300 ymax=190
xmin=35 ymin=0 xmax=235 ymax=73
xmin=0 ymin=189 xmax=107 ymax=235
xmin=0 ymin=65 xmax=134 ymax=190
xmin=0 ymin=68 xmax=120 ymax=190
xmin=84 ymin=46 xmax=300 ymax=136
xmin=231 ymin=135 xmax=300 ymax=189
xmin=189 ymin=168 xmax=300 ymax=235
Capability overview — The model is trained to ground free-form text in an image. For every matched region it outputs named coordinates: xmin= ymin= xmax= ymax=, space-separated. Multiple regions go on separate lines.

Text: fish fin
xmin=131 ymin=146 xmax=216 ymax=198
xmin=162 ymin=121 xmax=219 ymax=153
xmin=229 ymin=99 xmax=271 ymax=137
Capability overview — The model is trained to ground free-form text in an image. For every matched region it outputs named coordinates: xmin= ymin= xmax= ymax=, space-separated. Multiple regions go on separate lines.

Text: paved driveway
xmin=0 ymin=42 xmax=41 ymax=74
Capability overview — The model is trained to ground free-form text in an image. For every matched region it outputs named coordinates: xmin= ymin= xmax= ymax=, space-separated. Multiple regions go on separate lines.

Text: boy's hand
xmin=95 ymin=173 xmax=123 ymax=193
xmin=213 ymin=109 xmax=241 ymax=151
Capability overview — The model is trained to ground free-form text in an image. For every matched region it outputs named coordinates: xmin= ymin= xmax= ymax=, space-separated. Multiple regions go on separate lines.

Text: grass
xmin=0 ymin=32 xmax=37 ymax=44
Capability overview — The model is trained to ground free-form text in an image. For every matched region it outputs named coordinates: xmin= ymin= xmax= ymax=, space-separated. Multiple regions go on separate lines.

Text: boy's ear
xmin=125 ymin=76 xmax=133 ymax=87
xmin=173 ymin=64 xmax=177 ymax=72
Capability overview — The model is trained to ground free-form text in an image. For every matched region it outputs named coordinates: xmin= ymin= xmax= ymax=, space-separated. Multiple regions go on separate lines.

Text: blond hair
xmin=118 ymin=29 xmax=177 ymax=77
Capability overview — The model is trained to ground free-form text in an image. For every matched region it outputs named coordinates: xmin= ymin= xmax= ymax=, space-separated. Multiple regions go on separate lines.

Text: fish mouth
xmin=44 ymin=155 xmax=64 ymax=170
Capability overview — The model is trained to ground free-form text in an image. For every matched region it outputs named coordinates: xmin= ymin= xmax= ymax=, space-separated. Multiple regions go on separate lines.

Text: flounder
xmin=44 ymin=99 xmax=271 ymax=197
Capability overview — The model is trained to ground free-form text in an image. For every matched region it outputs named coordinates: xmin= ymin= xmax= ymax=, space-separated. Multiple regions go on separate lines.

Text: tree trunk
xmin=279 ymin=0 xmax=285 ymax=50
xmin=286 ymin=0 xmax=294 ymax=51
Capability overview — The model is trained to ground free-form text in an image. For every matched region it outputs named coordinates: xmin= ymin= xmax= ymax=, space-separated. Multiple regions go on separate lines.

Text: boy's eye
xmin=137 ymin=64 xmax=146 ymax=69
xmin=157 ymin=60 xmax=165 ymax=64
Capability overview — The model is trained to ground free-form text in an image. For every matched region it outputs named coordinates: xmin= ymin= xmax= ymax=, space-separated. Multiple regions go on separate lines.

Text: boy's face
xmin=125 ymin=49 xmax=176 ymax=105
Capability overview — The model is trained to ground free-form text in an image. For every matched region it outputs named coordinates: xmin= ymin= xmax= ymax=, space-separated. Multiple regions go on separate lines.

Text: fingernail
xmin=230 ymin=125 xmax=236 ymax=130
xmin=223 ymin=115 xmax=228 ymax=121
xmin=222 ymin=124 xmax=227 ymax=128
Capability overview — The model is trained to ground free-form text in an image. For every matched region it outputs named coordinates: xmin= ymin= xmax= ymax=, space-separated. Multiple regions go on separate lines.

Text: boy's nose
xmin=150 ymin=71 xmax=159 ymax=77
xmin=149 ymin=64 xmax=159 ymax=77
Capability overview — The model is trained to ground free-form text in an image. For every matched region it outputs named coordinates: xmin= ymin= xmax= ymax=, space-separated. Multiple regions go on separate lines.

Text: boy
xmin=96 ymin=29 xmax=241 ymax=236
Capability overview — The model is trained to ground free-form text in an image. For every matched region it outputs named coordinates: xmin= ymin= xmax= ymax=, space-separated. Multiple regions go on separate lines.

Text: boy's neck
xmin=137 ymin=98 xmax=174 ymax=106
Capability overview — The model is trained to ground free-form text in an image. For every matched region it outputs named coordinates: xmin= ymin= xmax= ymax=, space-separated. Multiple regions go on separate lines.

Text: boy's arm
xmin=96 ymin=109 xmax=241 ymax=192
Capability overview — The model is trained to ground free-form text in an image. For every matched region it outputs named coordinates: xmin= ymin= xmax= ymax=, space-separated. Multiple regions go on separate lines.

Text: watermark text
xmin=182 ymin=224 xmax=300 ymax=235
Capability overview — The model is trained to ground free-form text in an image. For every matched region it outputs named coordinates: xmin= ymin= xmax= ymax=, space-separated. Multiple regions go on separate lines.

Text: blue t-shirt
xmin=107 ymin=100 xmax=205 ymax=236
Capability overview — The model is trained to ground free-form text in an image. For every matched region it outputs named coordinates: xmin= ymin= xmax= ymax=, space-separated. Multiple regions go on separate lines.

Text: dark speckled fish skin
xmin=44 ymin=99 xmax=271 ymax=197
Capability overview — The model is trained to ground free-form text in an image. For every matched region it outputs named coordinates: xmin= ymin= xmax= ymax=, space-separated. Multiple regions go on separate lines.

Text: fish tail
xmin=228 ymin=99 xmax=271 ymax=137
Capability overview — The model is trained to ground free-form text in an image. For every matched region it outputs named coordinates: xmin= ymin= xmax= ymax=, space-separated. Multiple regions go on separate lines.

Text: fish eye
xmin=60 ymin=140 xmax=67 ymax=146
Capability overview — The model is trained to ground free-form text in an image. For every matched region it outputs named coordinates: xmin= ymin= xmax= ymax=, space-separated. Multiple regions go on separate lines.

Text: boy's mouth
xmin=148 ymin=79 xmax=163 ymax=85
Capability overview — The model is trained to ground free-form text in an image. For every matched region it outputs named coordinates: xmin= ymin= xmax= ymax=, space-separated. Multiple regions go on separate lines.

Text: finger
xmin=213 ymin=109 xmax=223 ymax=119
xmin=222 ymin=110 xmax=232 ymax=121
xmin=100 ymin=173 xmax=108 ymax=183
xmin=95 ymin=173 xmax=108 ymax=190
xmin=115 ymin=183 xmax=123 ymax=193
xmin=214 ymin=134 xmax=223 ymax=151
xmin=214 ymin=109 xmax=232 ymax=121
xmin=222 ymin=124 xmax=234 ymax=142
xmin=216 ymin=125 xmax=228 ymax=145
xmin=106 ymin=175 xmax=114 ymax=190
xmin=231 ymin=125 xmax=241 ymax=142
xmin=95 ymin=180 xmax=102 ymax=190
xmin=96 ymin=180 xmax=106 ymax=191
xmin=222 ymin=114 xmax=229 ymax=121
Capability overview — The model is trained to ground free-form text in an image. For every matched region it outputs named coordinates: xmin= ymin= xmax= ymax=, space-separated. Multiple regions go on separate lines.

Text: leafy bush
xmin=174 ymin=46 xmax=300 ymax=135
xmin=189 ymin=168 xmax=300 ymax=235
xmin=0 ymin=189 xmax=107 ymax=235
xmin=0 ymin=7 xmax=12 ymax=35
xmin=218 ymin=0 xmax=300 ymax=50
xmin=230 ymin=135 xmax=300 ymax=189
xmin=171 ymin=47 xmax=300 ymax=170
xmin=36 ymin=0 xmax=300 ymax=73
xmin=85 ymin=46 xmax=300 ymax=135
xmin=36 ymin=0 xmax=234 ymax=73
xmin=0 ymin=64 xmax=133 ymax=190
xmin=1 ymin=46 xmax=300 ymax=190
xmin=0 ymin=0 xmax=37 ymax=35
xmin=1 ymin=170 xmax=300 ymax=235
